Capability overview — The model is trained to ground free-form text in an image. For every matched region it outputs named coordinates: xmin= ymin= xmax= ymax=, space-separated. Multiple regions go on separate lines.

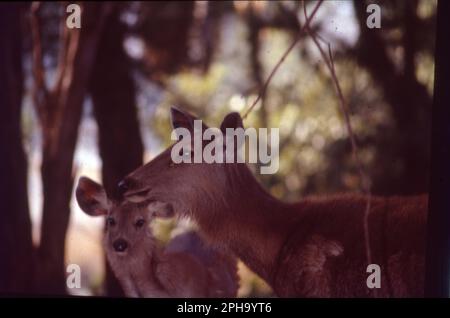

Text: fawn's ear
xmin=75 ymin=177 xmax=109 ymax=216
xmin=220 ymin=112 xmax=244 ymax=134
xmin=147 ymin=201 xmax=174 ymax=219
xmin=171 ymin=107 xmax=197 ymax=132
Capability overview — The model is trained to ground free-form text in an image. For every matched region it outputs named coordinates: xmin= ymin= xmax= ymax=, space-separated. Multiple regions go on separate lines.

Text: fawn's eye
xmin=135 ymin=219 xmax=145 ymax=228
xmin=106 ymin=217 xmax=116 ymax=227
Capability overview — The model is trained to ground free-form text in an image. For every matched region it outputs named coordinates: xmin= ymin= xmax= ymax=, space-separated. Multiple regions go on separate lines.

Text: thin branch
xmin=241 ymin=0 xmax=323 ymax=119
xmin=54 ymin=7 xmax=72 ymax=95
xmin=49 ymin=3 xmax=113 ymax=156
xmin=302 ymin=3 xmax=375 ymax=296
xmin=30 ymin=1 xmax=49 ymax=125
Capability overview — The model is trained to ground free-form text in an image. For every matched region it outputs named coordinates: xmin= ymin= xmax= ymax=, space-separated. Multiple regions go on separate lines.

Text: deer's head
xmin=117 ymin=107 xmax=248 ymax=218
xmin=75 ymin=177 xmax=174 ymax=256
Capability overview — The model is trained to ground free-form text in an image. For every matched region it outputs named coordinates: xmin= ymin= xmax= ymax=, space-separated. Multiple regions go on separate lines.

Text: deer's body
xmin=159 ymin=169 xmax=426 ymax=297
xmin=119 ymin=108 xmax=428 ymax=297
xmin=272 ymin=194 xmax=427 ymax=297
xmin=197 ymin=189 xmax=427 ymax=297
xmin=106 ymin=230 xmax=238 ymax=298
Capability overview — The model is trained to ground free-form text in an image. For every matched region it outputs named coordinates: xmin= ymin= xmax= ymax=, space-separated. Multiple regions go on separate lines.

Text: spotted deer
xmin=117 ymin=107 xmax=428 ymax=297
xmin=75 ymin=176 xmax=238 ymax=298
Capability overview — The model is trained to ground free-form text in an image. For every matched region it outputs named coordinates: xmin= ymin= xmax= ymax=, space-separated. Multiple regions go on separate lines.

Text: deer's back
xmin=272 ymin=194 xmax=427 ymax=297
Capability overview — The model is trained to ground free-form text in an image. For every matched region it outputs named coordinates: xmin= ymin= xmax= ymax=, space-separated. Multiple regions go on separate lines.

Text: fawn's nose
xmin=113 ymin=239 xmax=128 ymax=253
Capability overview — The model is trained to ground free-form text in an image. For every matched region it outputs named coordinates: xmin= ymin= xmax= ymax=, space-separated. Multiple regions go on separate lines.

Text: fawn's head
xmin=75 ymin=177 xmax=174 ymax=256
xmin=117 ymin=107 xmax=250 ymax=218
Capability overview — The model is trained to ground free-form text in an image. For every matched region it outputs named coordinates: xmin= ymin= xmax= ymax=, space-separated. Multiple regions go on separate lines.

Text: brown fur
xmin=120 ymin=109 xmax=428 ymax=297
xmin=76 ymin=177 xmax=238 ymax=298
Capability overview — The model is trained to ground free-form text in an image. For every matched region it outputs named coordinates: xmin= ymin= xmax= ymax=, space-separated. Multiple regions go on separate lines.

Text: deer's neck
xmin=193 ymin=165 xmax=296 ymax=283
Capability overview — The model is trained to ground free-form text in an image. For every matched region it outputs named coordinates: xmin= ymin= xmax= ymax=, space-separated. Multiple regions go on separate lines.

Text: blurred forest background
xmin=0 ymin=0 xmax=435 ymax=296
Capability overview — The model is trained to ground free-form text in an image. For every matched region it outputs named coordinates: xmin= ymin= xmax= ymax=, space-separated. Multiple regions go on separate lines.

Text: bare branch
xmin=30 ymin=1 xmax=49 ymax=125
xmin=53 ymin=7 xmax=72 ymax=95
xmin=241 ymin=0 xmax=323 ymax=119
xmin=302 ymin=2 xmax=374 ymax=297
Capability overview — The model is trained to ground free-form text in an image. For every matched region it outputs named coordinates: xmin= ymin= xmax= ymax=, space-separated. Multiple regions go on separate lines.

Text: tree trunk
xmin=90 ymin=6 xmax=144 ymax=296
xmin=34 ymin=3 xmax=111 ymax=294
xmin=0 ymin=3 xmax=35 ymax=294
xmin=425 ymin=0 xmax=450 ymax=298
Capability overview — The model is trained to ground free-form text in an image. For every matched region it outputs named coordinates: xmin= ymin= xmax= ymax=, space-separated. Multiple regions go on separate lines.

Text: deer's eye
xmin=135 ymin=219 xmax=145 ymax=228
xmin=106 ymin=217 xmax=116 ymax=227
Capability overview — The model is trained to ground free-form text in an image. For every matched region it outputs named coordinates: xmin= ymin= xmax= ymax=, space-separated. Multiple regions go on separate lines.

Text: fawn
xmin=117 ymin=107 xmax=428 ymax=297
xmin=75 ymin=176 xmax=238 ymax=297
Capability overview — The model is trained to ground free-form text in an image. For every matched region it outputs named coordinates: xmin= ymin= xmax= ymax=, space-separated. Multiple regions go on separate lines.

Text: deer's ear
xmin=75 ymin=177 xmax=109 ymax=216
xmin=171 ymin=107 xmax=197 ymax=131
xmin=220 ymin=112 xmax=244 ymax=134
xmin=147 ymin=201 xmax=174 ymax=219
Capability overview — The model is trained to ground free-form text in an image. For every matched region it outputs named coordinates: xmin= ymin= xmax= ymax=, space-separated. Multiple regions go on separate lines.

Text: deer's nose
xmin=118 ymin=178 xmax=132 ymax=195
xmin=113 ymin=239 xmax=128 ymax=253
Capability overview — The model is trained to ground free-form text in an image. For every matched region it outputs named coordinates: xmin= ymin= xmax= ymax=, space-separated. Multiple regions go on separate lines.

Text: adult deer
xmin=75 ymin=176 xmax=238 ymax=297
xmin=118 ymin=107 xmax=428 ymax=297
